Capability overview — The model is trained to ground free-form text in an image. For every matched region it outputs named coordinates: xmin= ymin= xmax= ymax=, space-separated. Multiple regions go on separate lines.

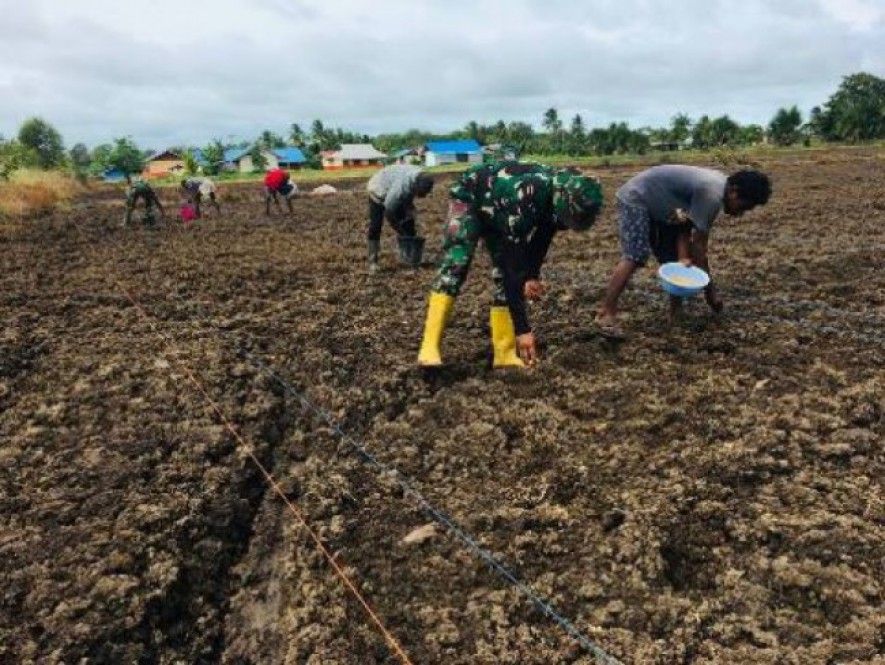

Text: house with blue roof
xmin=226 ymin=146 xmax=307 ymax=173
xmin=423 ymin=139 xmax=482 ymax=167
xmin=273 ymin=147 xmax=307 ymax=169
xmin=186 ymin=145 xmax=309 ymax=173
xmin=101 ymin=168 xmax=128 ymax=183
xmin=221 ymin=148 xmax=249 ymax=171
xmin=184 ymin=147 xmax=240 ymax=172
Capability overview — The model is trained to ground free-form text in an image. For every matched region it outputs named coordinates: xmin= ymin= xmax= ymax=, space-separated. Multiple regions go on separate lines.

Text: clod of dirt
xmin=402 ymin=523 xmax=438 ymax=545
xmin=602 ymin=509 xmax=627 ymax=532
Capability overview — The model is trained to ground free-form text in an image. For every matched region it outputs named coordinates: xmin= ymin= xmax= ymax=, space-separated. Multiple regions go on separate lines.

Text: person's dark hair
xmin=728 ymin=169 xmax=771 ymax=206
xmin=415 ymin=173 xmax=434 ymax=196
xmin=180 ymin=178 xmax=187 ymax=187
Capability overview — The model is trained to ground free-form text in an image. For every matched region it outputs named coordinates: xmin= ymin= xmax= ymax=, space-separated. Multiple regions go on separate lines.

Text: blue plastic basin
xmin=657 ymin=263 xmax=710 ymax=297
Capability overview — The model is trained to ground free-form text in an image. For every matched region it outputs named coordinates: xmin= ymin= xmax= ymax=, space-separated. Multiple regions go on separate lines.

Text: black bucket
xmin=398 ymin=236 xmax=426 ymax=267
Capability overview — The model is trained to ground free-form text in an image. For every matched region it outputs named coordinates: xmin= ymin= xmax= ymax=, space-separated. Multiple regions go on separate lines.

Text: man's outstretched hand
xmin=516 ymin=332 xmax=539 ymax=366
xmin=523 ymin=279 xmax=545 ymax=302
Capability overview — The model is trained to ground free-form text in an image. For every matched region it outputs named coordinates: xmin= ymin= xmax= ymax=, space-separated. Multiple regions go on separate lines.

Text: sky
xmin=1 ymin=0 xmax=883 ymax=150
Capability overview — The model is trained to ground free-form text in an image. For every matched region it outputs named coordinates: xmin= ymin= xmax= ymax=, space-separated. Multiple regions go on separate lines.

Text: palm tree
xmin=569 ymin=114 xmax=586 ymax=155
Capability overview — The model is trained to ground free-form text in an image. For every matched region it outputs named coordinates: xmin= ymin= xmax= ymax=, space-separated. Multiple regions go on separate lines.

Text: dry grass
xmin=0 ymin=169 xmax=85 ymax=221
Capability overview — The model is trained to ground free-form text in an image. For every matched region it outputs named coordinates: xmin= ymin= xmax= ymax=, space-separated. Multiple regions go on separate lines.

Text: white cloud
xmin=0 ymin=0 xmax=882 ymax=147
xmin=817 ymin=0 xmax=885 ymax=30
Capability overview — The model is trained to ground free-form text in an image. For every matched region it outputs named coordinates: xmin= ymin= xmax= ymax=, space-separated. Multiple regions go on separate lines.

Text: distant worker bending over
xmin=418 ymin=160 xmax=603 ymax=368
xmin=264 ymin=168 xmax=300 ymax=215
xmin=180 ymin=177 xmax=221 ymax=218
xmin=124 ymin=176 xmax=165 ymax=226
xmin=366 ymin=164 xmax=434 ymax=272
xmin=595 ymin=165 xmax=772 ymax=337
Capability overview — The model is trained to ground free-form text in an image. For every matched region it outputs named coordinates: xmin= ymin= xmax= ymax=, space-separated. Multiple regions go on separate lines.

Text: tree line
xmin=1 ymin=72 xmax=883 ymax=180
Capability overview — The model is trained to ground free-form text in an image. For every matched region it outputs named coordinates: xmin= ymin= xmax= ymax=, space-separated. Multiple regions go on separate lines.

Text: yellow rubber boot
xmin=417 ymin=292 xmax=454 ymax=366
xmin=490 ymin=306 xmax=525 ymax=368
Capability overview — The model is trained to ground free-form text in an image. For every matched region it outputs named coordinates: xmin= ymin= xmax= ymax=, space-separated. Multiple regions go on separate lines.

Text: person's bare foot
xmin=594 ymin=312 xmax=626 ymax=339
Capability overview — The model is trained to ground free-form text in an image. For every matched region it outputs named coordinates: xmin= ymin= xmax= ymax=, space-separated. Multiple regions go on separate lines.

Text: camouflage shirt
xmin=129 ymin=180 xmax=155 ymax=196
xmin=127 ymin=180 xmax=160 ymax=205
xmin=448 ymin=161 xmax=570 ymax=335
xmin=450 ymin=160 xmax=561 ymax=243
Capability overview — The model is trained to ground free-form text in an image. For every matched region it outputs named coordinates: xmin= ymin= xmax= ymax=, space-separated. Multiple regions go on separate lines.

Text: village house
xmin=391 ymin=147 xmax=423 ymax=165
xmin=142 ymin=149 xmax=186 ymax=179
xmin=235 ymin=146 xmax=307 ymax=172
xmin=423 ymin=139 xmax=483 ymax=167
xmin=322 ymin=144 xmax=387 ymax=170
xmin=101 ymin=167 xmax=128 ymax=183
xmin=273 ymin=147 xmax=308 ymax=170
xmin=195 ymin=146 xmax=308 ymax=173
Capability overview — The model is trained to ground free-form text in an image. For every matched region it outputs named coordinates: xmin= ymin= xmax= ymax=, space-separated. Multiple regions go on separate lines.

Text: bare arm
xmin=690 ymin=230 xmax=711 ymax=273
xmin=691 ymin=231 xmax=723 ymax=312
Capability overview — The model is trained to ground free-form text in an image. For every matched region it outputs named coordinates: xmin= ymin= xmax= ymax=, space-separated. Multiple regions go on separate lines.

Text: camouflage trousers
xmin=124 ymin=191 xmax=157 ymax=225
xmin=430 ymin=201 xmax=508 ymax=305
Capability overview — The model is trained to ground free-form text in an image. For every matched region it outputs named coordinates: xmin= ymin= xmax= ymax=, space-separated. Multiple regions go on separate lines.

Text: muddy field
xmin=1 ymin=148 xmax=883 ymax=664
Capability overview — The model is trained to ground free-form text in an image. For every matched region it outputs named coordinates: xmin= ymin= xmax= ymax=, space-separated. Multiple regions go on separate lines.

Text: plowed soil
xmin=1 ymin=148 xmax=883 ymax=664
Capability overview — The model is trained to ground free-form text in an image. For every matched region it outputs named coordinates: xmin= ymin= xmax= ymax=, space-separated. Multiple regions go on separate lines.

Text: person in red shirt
xmin=263 ymin=168 xmax=299 ymax=215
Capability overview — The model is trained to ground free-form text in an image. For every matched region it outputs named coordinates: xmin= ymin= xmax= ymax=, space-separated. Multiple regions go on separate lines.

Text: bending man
xmin=180 ymin=177 xmax=221 ymax=218
xmin=264 ymin=167 xmax=299 ymax=215
xmin=596 ymin=165 xmax=772 ymax=337
xmin=124 ymin=177 xmax=165 ymax=226
xmin=418 ymin=160 xmax=603 ymax=368
xmin=366 ymin=164 xmax=434 ymax=272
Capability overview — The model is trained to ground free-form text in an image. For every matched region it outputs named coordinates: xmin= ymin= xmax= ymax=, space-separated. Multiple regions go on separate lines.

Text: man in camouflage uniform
xmin=180 ymin=176 xmax=221 ymax=218
xmin=124 ymin=177 xmax=165 ymax=226
xmin=366 ymin=164 xmax=434 ymax=272
xmin=417 ymin=160 xmax=603 ymax=368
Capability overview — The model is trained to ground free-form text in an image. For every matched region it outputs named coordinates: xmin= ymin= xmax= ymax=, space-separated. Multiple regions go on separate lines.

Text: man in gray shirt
xmin=596 ymin=165 xmax=772 ymax=337
xmin=366 ymin=164 xmax=434 ymax=272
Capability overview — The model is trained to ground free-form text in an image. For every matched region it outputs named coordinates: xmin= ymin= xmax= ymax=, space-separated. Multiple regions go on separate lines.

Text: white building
xmin=424 ymin=140 xmax=483 ymax=167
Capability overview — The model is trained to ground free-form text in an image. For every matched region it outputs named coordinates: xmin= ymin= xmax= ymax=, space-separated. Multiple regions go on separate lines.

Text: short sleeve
xmin=689 ymin=185 xmax=724 ymax=234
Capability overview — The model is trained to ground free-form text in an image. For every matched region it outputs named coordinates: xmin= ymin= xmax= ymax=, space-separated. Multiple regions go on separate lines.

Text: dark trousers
xmin=367 ymin=199 xmax=415 ymax=241
xmin=650 ymin=222 xmax=686 ymax=264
